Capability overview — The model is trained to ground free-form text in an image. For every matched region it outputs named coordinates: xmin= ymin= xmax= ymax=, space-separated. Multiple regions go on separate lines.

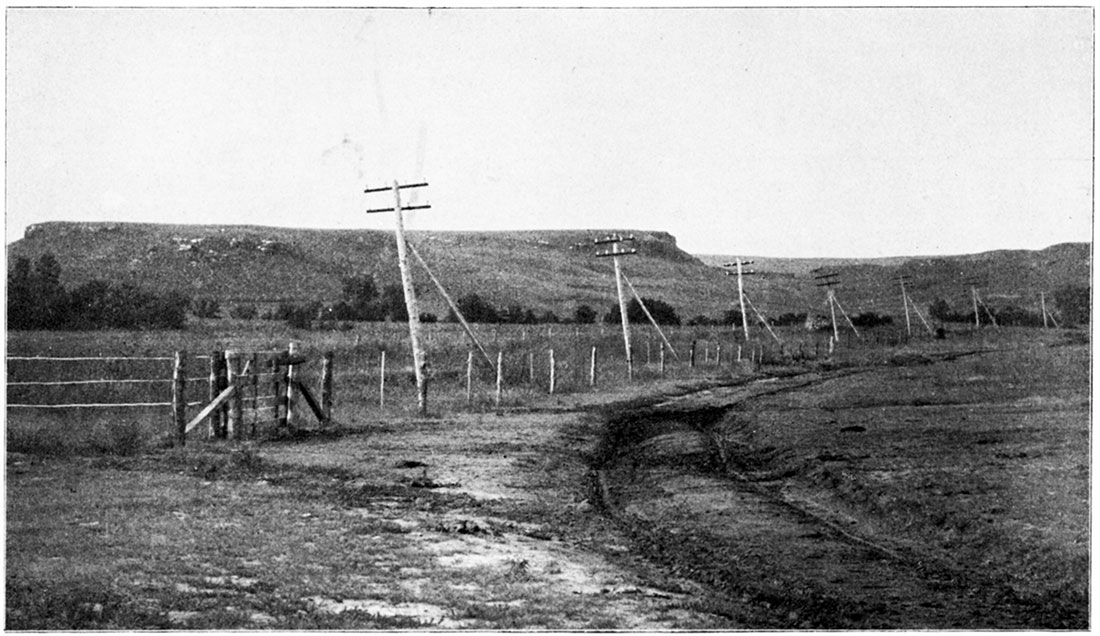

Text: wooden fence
xmin=7 ymin=345 xmax=334 ymax=446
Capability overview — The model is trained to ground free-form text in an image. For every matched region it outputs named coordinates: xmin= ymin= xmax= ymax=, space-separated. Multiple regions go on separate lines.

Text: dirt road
xmin=7 ymin=344 xmax=1088 ymax=629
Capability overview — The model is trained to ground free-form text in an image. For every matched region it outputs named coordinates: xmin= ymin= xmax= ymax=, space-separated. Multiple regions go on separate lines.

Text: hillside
xmin=7 ymin=222 xmax=1091 ymax=322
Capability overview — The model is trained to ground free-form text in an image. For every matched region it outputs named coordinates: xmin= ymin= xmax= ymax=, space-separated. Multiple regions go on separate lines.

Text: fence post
xmin=209 ymin=350 xmax=223 ymax=439
xmin=249 ymin=353 xmax=258 ymax=438
xmin=589 ymin=346 xmax=598 ymax=387
xmin=173 ymin=350 xmax=187 ymax=446
xmin=689 ymin=340 xmax=696 ymax=368
xmin=549 ymin=348 xmax=556 ymax=395
xmin=285 ymin=342 xmax=300 ymax=432
xmin=717 ymin=343 xmax=722 ymax=366
xmin=378 ymin=350 xmax=387 ymax=410
xmin=495 ymin=350 xmax=504 ymax=410
xmin=270 ymin=357 xmax=282 ymax=431
xmin=226 ymin=350 xmax=242 ymax=440
xmin=528 ymin=351 xmax=535 ymax=385
xmin=466 ymin=350 xmax=473 ymax=406
xmin=321 ymin=351 xmax=334 ymax=424
xmin=659 ymin=343 xmax=665 ymax=376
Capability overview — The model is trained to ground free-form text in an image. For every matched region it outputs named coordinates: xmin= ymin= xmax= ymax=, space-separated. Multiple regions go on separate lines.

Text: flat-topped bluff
xmin=10 ymin=222 xmax=722 ymax=316
xmin=9 ymin=221 xmax=1090 ymax=320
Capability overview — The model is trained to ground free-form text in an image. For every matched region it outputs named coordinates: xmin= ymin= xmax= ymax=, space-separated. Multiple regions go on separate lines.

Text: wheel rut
xmin=587 ymin=353 xmax=1053 ymax=629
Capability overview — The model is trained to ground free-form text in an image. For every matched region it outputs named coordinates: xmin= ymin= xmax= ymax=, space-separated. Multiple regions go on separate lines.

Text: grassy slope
xmin=7 ymin=222 xmax=1090 ymax=320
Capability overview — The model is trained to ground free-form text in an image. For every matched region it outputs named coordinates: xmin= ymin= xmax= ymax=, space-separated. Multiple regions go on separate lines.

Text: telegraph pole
xmin=894 ymin=274 xmax=913 ymax=337
xmin=965 ymin=277 xmax=998 ymax=328
xmin=722 ymin=258 xmax=755 ymax=340
xmin=1038 ymin=291 xmax=1062 ymax=329
xmin=814 ymin=270 xmax=841 ymax=342
xmin=813 ymin=269 xmax=860 ymax=341
xmin=595 ymin=234 xmax=638 ymax=379
xmin=365 ymin=181 xmax=432 ymax=414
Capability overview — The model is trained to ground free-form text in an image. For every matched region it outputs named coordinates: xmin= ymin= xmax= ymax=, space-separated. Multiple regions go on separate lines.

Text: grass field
xmin=5 ymin=322 xmax=1089 ymax=628
xmin=7 ymin=319 xmax=902 ymax=449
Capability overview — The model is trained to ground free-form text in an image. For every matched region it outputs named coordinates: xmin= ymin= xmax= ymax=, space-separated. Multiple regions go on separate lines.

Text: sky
xmin=5 ymin=7 xmax=1093 ymax=257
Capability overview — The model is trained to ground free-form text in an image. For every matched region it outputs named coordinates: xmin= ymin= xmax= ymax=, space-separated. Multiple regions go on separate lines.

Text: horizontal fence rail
xmin=7 ymin=322 xmax=968 ymax=446
xmin=6 ymin=356 xmax=174 ymax=362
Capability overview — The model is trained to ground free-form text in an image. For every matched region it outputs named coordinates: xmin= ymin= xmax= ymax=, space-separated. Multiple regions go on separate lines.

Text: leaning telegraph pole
xmin=894 ymin=274 xmax=913 ymax=337
xmin=595 ymin=234 xmax=638 ymax=380
xmin=813 ymin=269 xmax=860 ymax=341
xmin=1039 ymin=291 xmax=1060 ymax=328
xmin=365 ymin=181 xmax=431 ymax=414
xmin=965 ymin=276 xmax=998 ymax=328
xmin=814 ymin=270 xmax=841 ymax=342
xmin=722 ymin=258 xmax=755 ymax=340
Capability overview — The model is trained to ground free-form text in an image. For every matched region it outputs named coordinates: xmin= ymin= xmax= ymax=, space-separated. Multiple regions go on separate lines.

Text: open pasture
xmin=8 ymin=319 xmax=853 ymax=449
xmin=6 ymin=322 xmax=1089 ymax=628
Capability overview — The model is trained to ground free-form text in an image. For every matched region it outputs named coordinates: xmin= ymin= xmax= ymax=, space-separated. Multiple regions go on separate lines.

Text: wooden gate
xmin=173 ymin=343 xmax=334 ymax=445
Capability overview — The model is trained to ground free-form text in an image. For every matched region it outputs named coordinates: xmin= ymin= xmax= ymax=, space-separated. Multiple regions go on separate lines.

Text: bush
xmin=448 ymin=293 xmax=500 ymax=323
xmin=278 ymin=302 xmax=322 ymax=329
xmin=604 ymin=297 xmax=681 ymax=326
xmin=229 ymin=304 xmax=258 ymax=320
xmin=1053 ymin=285 xmax=1090 ymax=326
xmin=929 ymin=298 xmax=971 ymax=323
xmin=572 ymin=304 xmax=597 ymax=324
xmin=772 ymin=312 xmax=807 ymax=327
xmin=850 ymin=312 xmax=893 ymax=328
xmin=191 ymin=297 xmax=221 ymax=319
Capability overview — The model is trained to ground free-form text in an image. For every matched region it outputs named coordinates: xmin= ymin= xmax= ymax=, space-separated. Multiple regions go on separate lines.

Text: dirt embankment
xmin=587 ymin=350 xmax=1089 ymax=629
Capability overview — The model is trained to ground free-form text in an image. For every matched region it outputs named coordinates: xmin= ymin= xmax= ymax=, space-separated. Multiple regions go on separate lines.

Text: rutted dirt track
xmin=7 ymin=343 xmax=1089 ymax=629
xmin=589 ymin=363 xmax=1085 ymax=628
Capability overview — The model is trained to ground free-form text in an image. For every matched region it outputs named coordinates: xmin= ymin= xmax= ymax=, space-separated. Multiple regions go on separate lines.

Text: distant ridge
xmin=7 ymin=221 xmax=1090 ymax=321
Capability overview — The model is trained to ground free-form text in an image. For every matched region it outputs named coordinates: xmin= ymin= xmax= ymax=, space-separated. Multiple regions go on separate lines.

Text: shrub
xmin=448 ymin=293 xmax=500 ymax=323
xmin=1053 ymin=285 xmax=1090 ymax=326
xmin=572 ymin=304 xmax=597 ymax=324
xmin=229 ymin=304 xmax=258 ymax=320
xmin=192 ymin=297 xmax=221 ymax=319
xmin=850 ymin=312 xmax=893 ymax=328
xmin=929 ymin=298 xmax=971 ymax=323
xmin=772 ymin=312 xmax=807 ymax=327
xmin=278 ymin=302 xmax=322 ymax=329
xmin=604 ymin=297 xmax=681 ymax=326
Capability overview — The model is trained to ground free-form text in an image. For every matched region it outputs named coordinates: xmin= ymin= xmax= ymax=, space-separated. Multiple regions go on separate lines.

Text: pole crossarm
xmin=364 ymin=182 xmax=429 ymax=193
xmin=365 ymin=204 xmax=431 ymax=214
xmin=593 ymin=234 xmax=635 ymax=245
xmin=594 ymin=234 xmax=638 ymax=257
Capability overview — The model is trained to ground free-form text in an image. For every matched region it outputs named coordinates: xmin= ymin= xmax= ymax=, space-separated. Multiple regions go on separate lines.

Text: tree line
xmin=8 ymin=255 xmax=1089 ymax=331
xmin=8 ymin=254 xmax=189 ymax=330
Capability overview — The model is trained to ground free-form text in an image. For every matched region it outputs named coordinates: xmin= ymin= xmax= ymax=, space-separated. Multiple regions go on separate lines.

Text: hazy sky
xmin=5 ymin=7 xmax=1093 ymax=257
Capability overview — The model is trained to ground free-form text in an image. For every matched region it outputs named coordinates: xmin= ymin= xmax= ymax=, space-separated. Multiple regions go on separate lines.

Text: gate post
xmin=226 ymin=350 xmax=242 ymax=440
xmin=173 ymin=350 xmax=187 ymax=446
xmin=285 ymin=342 xmax=299 ymax=432
xmin=209 ymin=350 xmax=225 ymax=438
xmin=321 ymin=351 xmax=334 ymax=424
